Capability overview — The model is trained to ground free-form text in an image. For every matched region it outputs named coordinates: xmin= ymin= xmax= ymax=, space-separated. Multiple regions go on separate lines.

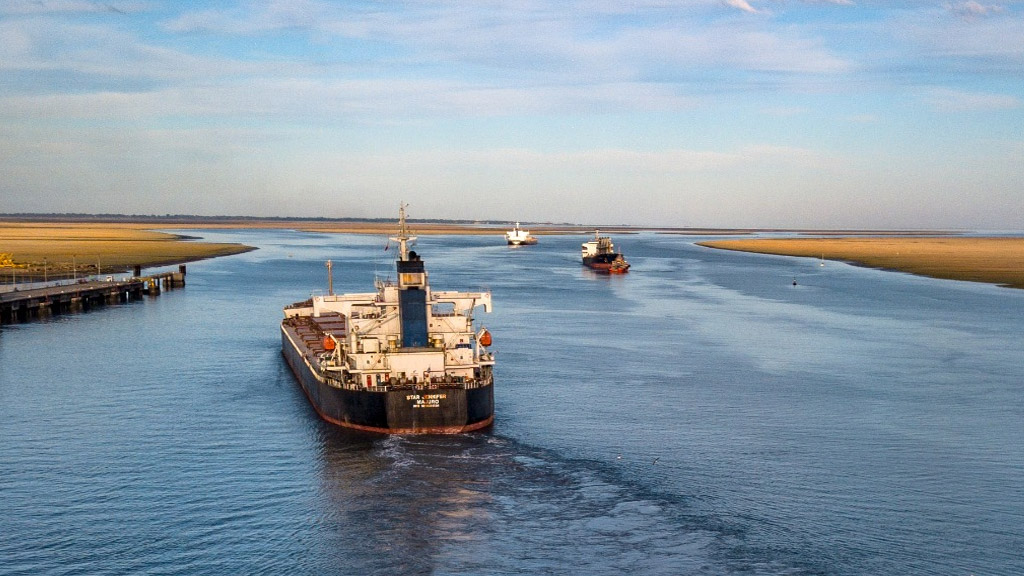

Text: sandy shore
xmin=699 ymin=237 xmax=1024 ymax=289
xmin=0 ymin=222 xmax=254 ymax=281
xmin=0 ymin=220 xmax=560 ymax=280
xmin=0 ymin=218 xmax=650 ymax=281
xmin=0 ymin=218 xmax=614 ymax=279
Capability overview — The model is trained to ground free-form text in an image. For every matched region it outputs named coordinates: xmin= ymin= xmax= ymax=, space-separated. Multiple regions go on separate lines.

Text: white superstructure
xmin=283 ymin=205 xmax=494 ymax=390
xmin=505 ymin=222 xmax=538 ymax=245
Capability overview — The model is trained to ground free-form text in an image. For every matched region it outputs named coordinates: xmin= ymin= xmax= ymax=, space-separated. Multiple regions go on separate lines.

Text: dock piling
xmin=1 ymin=270 xmax=188 ymax=325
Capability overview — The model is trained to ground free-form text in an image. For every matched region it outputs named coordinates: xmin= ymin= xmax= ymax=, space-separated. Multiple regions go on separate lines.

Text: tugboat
xmin=581 ymin=230 xmax=630 ymax=274
xmin=281 ymin=205 xmax=495 ymax=434
xmin=505 ymin=221 xmax=538 ymax=246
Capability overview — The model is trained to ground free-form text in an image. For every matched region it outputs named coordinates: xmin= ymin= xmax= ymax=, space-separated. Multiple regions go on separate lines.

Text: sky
xmin=1 ymin=0 xmax=1022 ymax=229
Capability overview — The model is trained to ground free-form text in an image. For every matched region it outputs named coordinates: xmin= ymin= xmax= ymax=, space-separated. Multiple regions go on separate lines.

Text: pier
xmin=0 ymin=266 xmax=186 ymax=325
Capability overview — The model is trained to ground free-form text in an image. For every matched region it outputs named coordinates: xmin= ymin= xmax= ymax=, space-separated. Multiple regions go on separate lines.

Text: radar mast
xmin=390 ymin=203 xmax=418 ymax=262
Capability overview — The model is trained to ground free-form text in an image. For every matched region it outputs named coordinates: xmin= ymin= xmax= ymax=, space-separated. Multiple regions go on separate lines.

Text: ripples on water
xmin=1 ymin=229 xmax=1022 ymax=575
xmin=311 ymin=432 xmax=722 ymax=576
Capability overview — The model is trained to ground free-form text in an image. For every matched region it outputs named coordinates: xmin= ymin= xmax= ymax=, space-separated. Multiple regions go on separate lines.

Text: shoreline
xmin=5 ymin=219 xmax=1024 ymax=290
xmin=698 ymin=237 xmax=1024 ymax=290
xmin=0 ymin=222 xmax=256 ymax=282
xmin=0 ymin=219 xmax=731 ymax=281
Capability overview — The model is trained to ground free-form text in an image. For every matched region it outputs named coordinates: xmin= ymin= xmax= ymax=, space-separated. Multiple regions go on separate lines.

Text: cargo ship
xmin=581 ymin=230 xmax=630 ymax=274
xmin=281 ymin=205 xmax=495 ymax=434
xmin=505 ymin=221 xmax=538 ymax=246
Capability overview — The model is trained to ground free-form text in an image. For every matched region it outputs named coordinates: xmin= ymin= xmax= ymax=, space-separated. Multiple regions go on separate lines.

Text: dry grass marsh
xmin=699 ymin=237 xmax=1024 ymax=289
xmin=0 ymin=222 xmax=253 ymax=280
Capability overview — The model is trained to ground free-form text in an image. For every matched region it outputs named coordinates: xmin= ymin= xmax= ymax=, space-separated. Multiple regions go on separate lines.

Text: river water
xmin=1 ymin=229 xmax=1022 ymax=575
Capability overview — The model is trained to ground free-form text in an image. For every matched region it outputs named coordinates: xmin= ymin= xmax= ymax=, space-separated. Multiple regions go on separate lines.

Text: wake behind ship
xmin=281 ymin=206 xmax=495 ymax=434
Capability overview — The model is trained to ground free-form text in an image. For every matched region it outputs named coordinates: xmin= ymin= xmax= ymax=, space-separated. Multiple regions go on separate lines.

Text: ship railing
xmin=462 ymin=374 xmax=493 ymax=390
xmin=335 ymin=374 xmax=493 ymax=391
xmin=284 ymin=299 xmax=313 ymax=311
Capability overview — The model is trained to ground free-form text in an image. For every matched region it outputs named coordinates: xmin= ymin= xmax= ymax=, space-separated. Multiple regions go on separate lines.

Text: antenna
xmin=389 ymin=202 xmax=418 ymax=262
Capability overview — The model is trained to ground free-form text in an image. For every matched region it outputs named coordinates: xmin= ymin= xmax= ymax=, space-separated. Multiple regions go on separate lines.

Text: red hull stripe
xmin=319 ymin=410 xmax=494 ymax=435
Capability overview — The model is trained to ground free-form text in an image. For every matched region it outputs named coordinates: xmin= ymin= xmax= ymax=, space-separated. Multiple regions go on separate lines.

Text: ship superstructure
xmin=505 ymin=222 xmax=538 ymax=246
xmin=281 ymin=205 xmax=495 ymax=433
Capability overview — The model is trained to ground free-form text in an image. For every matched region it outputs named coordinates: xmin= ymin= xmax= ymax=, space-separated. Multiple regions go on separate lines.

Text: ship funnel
xmin=392 ymin=203 xmax=428 ymax=347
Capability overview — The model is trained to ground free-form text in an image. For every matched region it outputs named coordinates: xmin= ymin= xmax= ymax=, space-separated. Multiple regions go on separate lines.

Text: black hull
xmin=282 ymin=329 xmax=494 ymax=434
xmin=582 ymin=254 xmax=629 ymax=274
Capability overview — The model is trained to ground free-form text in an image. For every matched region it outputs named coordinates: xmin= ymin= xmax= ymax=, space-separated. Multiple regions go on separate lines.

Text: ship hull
xmin=582 ymin=256 xmax=629 ymax=274
xmin=281 ymin=329 xmax=494 ymax=434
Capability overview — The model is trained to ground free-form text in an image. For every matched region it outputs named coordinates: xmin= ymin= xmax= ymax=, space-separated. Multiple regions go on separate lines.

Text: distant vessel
xmin=581 ymin=231 xmax=630 ymax=274
xmin=505 ymin=222 xmax=538 ymax=246
xmin=281 ymin=205 xmax=495 ymax=434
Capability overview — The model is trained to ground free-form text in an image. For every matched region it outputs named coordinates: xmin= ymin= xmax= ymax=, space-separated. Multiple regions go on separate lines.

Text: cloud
xmin=947 ymin=1 xmax=1004 ymax=19
xmin=723 ymin=0 xmax=855 ymax=13
xmin=0 ymin=18 xmax=269 ymax=85
xmin=0 ymin=1 xmax=149 ymax=16
xmin=2 ymin=0 xmax=855 ymax=113
xmin=926 ymin=88 xmax=1021 ymax=112
xmin=0 ymin=77 xmax=702 ymax=124
xmin=162 ymin=0 xmax=330 ymax=35
xmin=724 ymin=0 xmax=763 ymax=13
xmin=876 ymin=5 xmax=1024 ymax=78
xmin=160 ymin=1 xmax=854 ymax=81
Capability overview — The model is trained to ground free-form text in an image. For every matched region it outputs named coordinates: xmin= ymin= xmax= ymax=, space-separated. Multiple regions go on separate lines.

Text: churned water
xmin=1 ymin=229 xmax=1022 ymax=575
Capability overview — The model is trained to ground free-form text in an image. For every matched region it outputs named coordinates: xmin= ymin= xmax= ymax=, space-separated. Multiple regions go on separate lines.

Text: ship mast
xmin=390 ymin=202 xmax=418 ymax=261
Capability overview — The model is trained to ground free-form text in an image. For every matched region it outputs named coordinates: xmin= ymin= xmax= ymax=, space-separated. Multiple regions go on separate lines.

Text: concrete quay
xmin=0 ymin=267 xmax=185 ymax=325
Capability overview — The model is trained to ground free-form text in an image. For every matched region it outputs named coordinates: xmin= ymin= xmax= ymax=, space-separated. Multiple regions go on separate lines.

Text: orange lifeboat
xmin=478 ymin=329 xmax=492 ymax=347
xmin=322 ymin=336 xmax=336 ymax=351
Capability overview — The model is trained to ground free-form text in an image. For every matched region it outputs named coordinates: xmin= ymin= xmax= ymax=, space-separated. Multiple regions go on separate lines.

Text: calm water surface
xmin=2 ymin=230 xmax=1022 ymax=575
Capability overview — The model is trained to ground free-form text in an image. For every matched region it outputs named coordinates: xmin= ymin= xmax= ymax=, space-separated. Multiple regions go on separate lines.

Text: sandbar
xmin=698 ymin=237 xmax=1024 ymax=289
xmin=0 ymin=222 xmax=254 ymax=281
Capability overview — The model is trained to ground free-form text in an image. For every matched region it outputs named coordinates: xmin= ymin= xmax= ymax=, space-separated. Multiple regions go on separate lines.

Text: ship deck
xmin=282 ymin=312 xmax=493 ymax=393
xmin=282 ymin=312 xmax=347 ymax=356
